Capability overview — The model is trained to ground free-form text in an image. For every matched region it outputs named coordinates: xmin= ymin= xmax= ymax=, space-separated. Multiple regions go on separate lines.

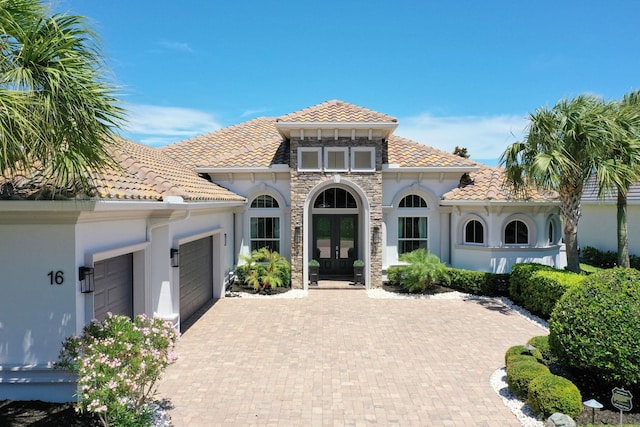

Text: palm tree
xmin=500 ymin=95 xmax=615 ymax=273
xmin=0 ymin=0 xmax=123 ymax=195
xmin=594 ymin=90 xmax=640 ymax=267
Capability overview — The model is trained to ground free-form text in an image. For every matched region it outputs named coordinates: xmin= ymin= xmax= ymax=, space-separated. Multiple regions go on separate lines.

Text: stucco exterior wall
xmin=579 ymin=202 xmax=640 ymax=256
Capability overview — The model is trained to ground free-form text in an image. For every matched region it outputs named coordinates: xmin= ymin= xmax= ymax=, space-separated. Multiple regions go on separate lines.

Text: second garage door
xmin=179 ymin=236 xmax=213 ymax=324
xmin=94 ymin=254 xmax=133 ymax=322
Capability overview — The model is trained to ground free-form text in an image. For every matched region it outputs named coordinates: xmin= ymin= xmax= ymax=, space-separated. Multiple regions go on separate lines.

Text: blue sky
xmin=55 ymin=0 xmax=640 ymax=164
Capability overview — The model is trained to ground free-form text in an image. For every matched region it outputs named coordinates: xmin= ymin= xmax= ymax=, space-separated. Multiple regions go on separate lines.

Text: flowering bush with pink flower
xmin=58 ymin=313 xmax=179 ymax=426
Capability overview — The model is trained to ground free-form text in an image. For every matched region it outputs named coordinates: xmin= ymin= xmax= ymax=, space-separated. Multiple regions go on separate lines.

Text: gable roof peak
xmin=277 ymin=99 xmax=398 ymax=124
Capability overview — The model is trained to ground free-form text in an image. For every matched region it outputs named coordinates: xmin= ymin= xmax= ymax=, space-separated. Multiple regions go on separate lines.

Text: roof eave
xmin=274 ymin=122 xmax=398 ymax=139
xmin=195 ymin=164 xmax=291 ymax=174
xmin=382 ymin=165 xmax=481 ymax=173
xmin=440 ymin=199 xmax=560 ymax=206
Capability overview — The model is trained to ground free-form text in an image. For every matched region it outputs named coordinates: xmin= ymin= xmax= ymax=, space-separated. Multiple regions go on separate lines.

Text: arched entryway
xmin=312 ymin=187 xmax=358 ymax=278
xmin=302 ymin=180 xmax=371 ymax=288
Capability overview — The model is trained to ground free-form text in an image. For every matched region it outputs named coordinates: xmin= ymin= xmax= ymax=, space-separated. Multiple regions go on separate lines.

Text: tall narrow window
xmin=548 ymin=221 xmax=554 ymax=244
xmin=465 ymin=220 xmax=484 ymax=244
xmin=250 ymin=217 xmax=280 ymax=252
xmin=398 ymin=217 xmax=428 ymax=254
xmin=505 ymin=220 xmax=528 ymax=244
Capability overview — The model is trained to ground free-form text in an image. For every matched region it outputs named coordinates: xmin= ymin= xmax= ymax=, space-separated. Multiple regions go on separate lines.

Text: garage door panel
xmin=180 ymin=237 xmax=213 ymax=324
xmin=94 ymin=254 xmax=133 ymax=322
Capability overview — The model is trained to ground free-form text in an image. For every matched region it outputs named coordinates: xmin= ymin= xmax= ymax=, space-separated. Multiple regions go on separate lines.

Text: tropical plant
xmin=500 ymin=95 xmax=615 ymax=272
xmin=397 ymin=249 xmax=446 ymax=293
xmin=594 ymin=90 xmax=640 ymax=267
xmin=242 ymin=248 xmax=290 ymax=292
xmin=0 ymin=0 xmax=123 ymax=196
xmin=57 ymin=313 xmax=178 ymax=427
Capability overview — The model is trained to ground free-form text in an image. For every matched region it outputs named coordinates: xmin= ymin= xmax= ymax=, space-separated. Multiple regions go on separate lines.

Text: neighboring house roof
xmin=385 ymin=135 xmax=479 ymax=168
xmin=0 ymin=139 xmax=245 ymax=202
xmin=582 ymin=175 xmax=640 ymax=202
xmin=161 ymin=117 xmax=288 ymax=169
xmin=277 ymin=99 xmax=397 ymax=123
xmin=441 ymin=167 xmax=558 ymax=202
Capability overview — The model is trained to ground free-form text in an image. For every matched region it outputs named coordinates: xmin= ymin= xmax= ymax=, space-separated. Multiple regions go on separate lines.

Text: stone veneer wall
xmin=290 ymin=137 xmax=383 ymax=288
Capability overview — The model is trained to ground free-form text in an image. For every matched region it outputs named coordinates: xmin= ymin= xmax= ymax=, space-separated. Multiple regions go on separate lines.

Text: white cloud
xmin=123 ymin=104 xmax=222 ymax=146
xmin=241 ymin=107 xmax=268 ymax=118
xmin=397 ymin=113 xmax=529 ymax=162
xmin=157 ymin=41 xmax=193 ymax=53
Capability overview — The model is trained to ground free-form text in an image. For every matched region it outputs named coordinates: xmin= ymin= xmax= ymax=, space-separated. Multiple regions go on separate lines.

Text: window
xmin=465 ymin=220 xmax=484 ymax=244
xmin=398 ymin=217 xmax=428 ymax=254
xmin=399 ymin=195 xmax=427 ymax=208
xmin=505 ymin=220 xmax=528 ymax=244
xmin=298 ymin=148 xmax=321 ymax=171
xmin=350 ymin=147 xmax=375 ymax=171
xmin=548 ymin=221 xmax=554 ymax=244
xmin=324 ymin=148 xmax=348 ymax=171
xmin=250 ymin=217 xmax=280 ymax=252
xmin=251 ymin=195 xmax=279 ymax=208
xmin=314 ymin=188 xmax=357 ymax=209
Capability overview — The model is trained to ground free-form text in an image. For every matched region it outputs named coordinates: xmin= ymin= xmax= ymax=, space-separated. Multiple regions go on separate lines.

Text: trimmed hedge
xmin=580 ymin=245 xmax=640 ymax=270
xmin=509 ymin=263 xmax=585 ymax=319
xmin=505 ymin=345 xmax=543 ymax=367
xmin=445 ymin=268 xmax=510 ymax=297
xmin=527 ymin=373 xmax=582 ymax=418
xmin=506 ymin=359 xmax=550 ymax=400
xmin=549 ymin=267 xmax=640 ymax=386
xmin=526 ymin=336 xmax=552 ymax=363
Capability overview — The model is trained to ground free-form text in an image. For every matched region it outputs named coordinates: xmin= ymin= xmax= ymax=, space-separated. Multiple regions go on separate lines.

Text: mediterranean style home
xmin=0 ymin=100 xmax=565 ymax=402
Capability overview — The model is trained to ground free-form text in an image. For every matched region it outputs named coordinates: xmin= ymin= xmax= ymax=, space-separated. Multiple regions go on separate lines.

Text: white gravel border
xmin=491 ymin=368 xmax=544 ymax=427
xmin=226 ymin=289 xmax=308 ymax=299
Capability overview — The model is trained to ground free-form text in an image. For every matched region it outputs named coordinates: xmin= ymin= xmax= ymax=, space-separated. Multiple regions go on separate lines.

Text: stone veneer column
xmin=289 ymin=137 xmax=383 ymax=288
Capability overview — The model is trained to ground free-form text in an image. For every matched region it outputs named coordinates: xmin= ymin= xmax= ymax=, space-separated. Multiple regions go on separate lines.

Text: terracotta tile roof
xmin=91 ymin=139 xmax=245 ymax=201
xmin=277 ymin=99 xmax=397 ymax=123
xmin=385 ymin=135 xmax=480 ymax=168
xmin=441 ymin=167 xmax=558 ymax=202
xmin=161 ymin=117 xmax=288 ymax=169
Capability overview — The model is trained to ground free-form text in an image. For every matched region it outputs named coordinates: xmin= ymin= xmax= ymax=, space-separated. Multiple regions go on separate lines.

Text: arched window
xmin=397 ymin=194 xmax=428 ymax=254
xmin=399 ymin=195 xmax=427 ymax=208
xmin=314 ymin=188 xmax=357 ymax=209
xmin=251 ymin=194 xmax=279 ymax=208
xmin=505 ymin=220 xmax=528 ymax=245
xmin=465 ymin=220 xmax=484 ymax=244
xmin=249 ymin=194 xmax=280 ymax=252
xmin=548 ymin=221 xmax=554 ymax=245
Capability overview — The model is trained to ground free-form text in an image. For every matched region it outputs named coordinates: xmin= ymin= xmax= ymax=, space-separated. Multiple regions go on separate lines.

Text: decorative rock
xmin=545 ymin=412 xmax=576 ymax=427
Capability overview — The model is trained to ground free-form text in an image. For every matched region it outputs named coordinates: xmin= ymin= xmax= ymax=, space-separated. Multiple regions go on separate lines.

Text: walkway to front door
xmin=158 ymin=289 xmax=545 ymax=426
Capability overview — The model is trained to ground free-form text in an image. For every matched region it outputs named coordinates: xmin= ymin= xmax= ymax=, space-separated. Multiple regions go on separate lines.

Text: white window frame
xmin=350 ymin=147 xmax=376 ymax=172
xmin=397 ymin=216 xmax=428 ymax=255
xmin=323 ymin=147 xmax=349 ymax=172
xmin=297 ymin=147 xmax=322 ymax=172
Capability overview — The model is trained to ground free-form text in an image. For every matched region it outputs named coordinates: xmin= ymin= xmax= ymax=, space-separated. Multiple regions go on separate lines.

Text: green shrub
xmin=506 ymin=359 xmax=550 ymax=400
xmin=526 ymin=336 xmax=552 ymax=363
xmin=505 ymin=354 xmax=538 ymax=369
xmin=386 ymin=266 xmax=402 ymax=285
xmin=549 ymin=268 xmax=640 ymax=387
xmin=522 ymin=270 xmax=585 ymax=319
xmin=397 ymin=249 xmax=446 ymax=293
xmin=238 ymin=248 xmax=291 ymax=291
xmin=444 ymin=269 xmax=510 ymax=297
xmin=527 ymin=373 xmax=582 ymax=418
xmin=580 ymin=245 xmax=640 ymax=270
xmin=505 ymin=345 xmax=543 ymax=366
xmin=509 ymin=263 xmax=556 ymax=305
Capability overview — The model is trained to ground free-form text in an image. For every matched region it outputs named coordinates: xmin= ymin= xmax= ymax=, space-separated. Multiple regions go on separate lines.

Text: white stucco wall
xmin=0 ymin=221 xmax=78 ymax=401
xmin=579 ymin=202 xmax=640 ymax=256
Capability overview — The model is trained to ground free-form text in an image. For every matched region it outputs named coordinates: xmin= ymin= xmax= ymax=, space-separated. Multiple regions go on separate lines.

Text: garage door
xmin=94 ymin=253 xmax=133 ymax=322
xmin=179 ymin=236 xmax=213 ymax=324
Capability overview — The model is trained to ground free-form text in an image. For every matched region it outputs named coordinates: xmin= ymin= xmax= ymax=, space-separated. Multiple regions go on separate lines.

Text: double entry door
xmin=313 ymin=214 xmax=357 ymax=277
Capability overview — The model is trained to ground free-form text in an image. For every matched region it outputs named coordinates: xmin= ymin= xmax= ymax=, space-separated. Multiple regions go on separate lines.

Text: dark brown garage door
xmin=179 ymin=236 xmax=213 ymax=325
xmin=94 ymin=254 xmax=133 ymax=322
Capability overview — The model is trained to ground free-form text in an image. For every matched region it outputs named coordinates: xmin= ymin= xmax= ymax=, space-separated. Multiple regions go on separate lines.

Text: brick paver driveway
xmin=157 ymin=289 xmax=545 ymax=426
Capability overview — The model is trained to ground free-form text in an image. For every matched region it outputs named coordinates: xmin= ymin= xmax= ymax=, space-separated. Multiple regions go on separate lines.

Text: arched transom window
xmin=505 ymin=220 xmax=528 ymax=245
xmin=314 ymin=188 xmax=357 ymax=209
xmin=251 ymin=194 xmax=279 ymax=208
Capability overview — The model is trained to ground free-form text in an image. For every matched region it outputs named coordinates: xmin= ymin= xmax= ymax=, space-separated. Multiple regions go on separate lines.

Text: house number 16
xmin=48 ymin=271 xmax=64 ymax=285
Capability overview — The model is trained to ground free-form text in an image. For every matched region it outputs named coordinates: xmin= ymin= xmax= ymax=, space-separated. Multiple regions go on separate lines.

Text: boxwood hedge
xmin=527 ymin=373 xmax=582 ymax=418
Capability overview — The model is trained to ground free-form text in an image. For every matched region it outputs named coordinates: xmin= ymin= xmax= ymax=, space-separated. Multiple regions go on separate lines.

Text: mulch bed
xmin=0 ymin=400 xmax=98 ymax=426
xmin=226 ymin=282 xmax=292 ymax=296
